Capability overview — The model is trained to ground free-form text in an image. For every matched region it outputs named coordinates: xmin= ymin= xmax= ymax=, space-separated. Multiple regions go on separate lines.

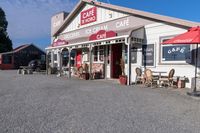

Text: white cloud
xmin=0 ymin=0 xmax=78 ymax=45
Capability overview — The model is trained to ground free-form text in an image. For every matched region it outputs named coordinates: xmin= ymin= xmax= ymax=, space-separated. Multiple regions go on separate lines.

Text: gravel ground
xmin=0 ymin=70 xmax=200 ymax=133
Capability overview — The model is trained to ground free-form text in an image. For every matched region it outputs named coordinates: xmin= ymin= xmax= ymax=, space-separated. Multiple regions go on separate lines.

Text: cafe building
xmin=45 ymin=0 xmax=200 ymax=88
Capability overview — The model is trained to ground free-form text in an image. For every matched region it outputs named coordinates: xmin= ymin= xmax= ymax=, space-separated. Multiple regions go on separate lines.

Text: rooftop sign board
xmin=81 ymin=7 xmax=97 ymax=25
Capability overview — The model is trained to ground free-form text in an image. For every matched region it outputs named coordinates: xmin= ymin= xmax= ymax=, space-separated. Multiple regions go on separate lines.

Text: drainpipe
xmin=89 ymin=44 xmax=93 ymax=80
xmin=58 ymin=50 xmax=62 ymax=77
xmin=104 ymin=45 xmax=108 ymax=79
xmin=125 ymin=37 xmax=131 ymax=85
xmin=68 ymin=48 xmax=71 ymax=79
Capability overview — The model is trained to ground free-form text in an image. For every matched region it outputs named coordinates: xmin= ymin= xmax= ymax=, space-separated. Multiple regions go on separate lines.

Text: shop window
xmin=54 ymin=54 xmax=57 ymax=61
xmin=93 ymin=46 xmax=104 ymax=63
xmin=99 ymin=46 xmax=104 ymax=62
xmin=93 ymin=46 xmax=98 ymax=62
xmin=47 ymin=53 xmax=51 ymax=63
xmin=161 ymin=37 xmax=191 ymax=63
xmin=62 ymin=51 xmax=68 ymax=67
xmin=61 ymin=50 xmax=76 ymax=67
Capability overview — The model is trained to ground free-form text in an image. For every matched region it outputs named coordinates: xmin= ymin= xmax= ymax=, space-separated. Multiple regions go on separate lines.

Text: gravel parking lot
xmin=0 ymin=70 xmax=200 ymax=133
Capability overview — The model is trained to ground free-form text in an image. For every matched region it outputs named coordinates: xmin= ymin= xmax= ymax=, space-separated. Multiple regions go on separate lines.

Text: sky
xmin=0 ymin=0 xmax=200 ymax=51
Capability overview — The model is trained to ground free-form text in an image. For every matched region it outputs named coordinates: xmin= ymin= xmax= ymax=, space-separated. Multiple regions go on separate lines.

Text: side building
xmin=46 ymin=0 xmax=200 ymax=88
xmin=0 ymin=44 xmax=46 ymax=69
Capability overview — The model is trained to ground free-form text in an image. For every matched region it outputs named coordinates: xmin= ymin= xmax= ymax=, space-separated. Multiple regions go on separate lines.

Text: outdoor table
xmin=152 ymin=71 xmax=167 ymax=78
xmin=152 ymin=71 xmax=167 ymax=87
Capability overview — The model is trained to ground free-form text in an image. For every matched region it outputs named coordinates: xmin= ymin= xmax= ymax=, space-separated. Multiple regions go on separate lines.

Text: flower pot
xmin=119 ymin=75 xmax=127 ymax=85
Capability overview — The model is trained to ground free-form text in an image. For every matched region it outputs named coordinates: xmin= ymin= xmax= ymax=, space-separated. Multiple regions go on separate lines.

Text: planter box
xmin=119 ymin=75 xmax=127 ymax=85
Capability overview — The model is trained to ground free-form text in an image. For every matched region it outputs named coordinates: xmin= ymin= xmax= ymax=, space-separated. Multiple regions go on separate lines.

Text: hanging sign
xmin=81 ymin=7 xmax=97 ymax=25
xmin=89 ymin=30 xmax=117 ymax=41
xmin=52 ymin=39 xmax=68 ymax=47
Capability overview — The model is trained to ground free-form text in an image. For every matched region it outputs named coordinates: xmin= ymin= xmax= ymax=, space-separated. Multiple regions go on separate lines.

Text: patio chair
xmin=159 ymin=69 xmax=175 ymax=87
xmin=77 ymin=66 xmax=84 ymax=78
xmin=135 ymin=67 xmax=145 ymax=85
xmin=144 ymin=69 xmax=158 ymax=87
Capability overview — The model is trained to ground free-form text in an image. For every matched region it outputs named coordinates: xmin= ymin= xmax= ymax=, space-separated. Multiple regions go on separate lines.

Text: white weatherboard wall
xmin=61 ymin=4 xmax=128 ymax=34
xmin=130 ymin=23 xmax=195 ymax=88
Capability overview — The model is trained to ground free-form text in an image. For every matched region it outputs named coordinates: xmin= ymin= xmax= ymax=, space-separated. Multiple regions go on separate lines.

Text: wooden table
xmin=152 ymin=71 xmax=167 ymax=87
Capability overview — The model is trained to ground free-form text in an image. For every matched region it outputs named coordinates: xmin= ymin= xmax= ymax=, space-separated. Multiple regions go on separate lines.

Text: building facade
xmin=46 ymin=0 xmax=200 ymax=88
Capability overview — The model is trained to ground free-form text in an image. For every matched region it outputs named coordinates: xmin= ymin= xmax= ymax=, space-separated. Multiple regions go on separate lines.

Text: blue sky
xmin=0 ymin=0 xmax=200 ymax=51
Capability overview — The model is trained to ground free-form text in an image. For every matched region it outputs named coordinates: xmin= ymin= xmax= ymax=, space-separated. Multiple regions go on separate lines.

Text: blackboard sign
xmin=142 ymin=44 xmax=154 ymax=66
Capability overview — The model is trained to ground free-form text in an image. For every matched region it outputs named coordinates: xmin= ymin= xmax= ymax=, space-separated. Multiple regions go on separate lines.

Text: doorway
xmin=111 ymin=44 xmax=122 ymax=78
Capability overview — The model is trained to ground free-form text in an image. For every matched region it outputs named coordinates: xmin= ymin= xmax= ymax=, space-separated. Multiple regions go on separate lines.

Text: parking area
xmin=0 ymin=70 xmax=200 ymax=133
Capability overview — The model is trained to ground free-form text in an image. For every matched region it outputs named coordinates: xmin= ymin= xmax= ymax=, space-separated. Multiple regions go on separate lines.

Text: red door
xmin=111 ymin=44 xmax=122 ymax=78
xmin=76 ymin=50 xmax=82 ymax=68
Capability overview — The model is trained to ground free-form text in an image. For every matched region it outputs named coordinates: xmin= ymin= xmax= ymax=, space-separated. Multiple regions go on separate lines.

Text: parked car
xmin=28 ymin=60 xmax=46 ymax=71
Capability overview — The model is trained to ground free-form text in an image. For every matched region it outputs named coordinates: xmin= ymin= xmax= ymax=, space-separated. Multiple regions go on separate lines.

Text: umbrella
xmin=162 ymin=26 xmax=200 ymax=96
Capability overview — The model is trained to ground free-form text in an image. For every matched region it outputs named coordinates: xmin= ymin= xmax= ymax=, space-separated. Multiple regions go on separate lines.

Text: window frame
xmin=93 ymin=46 xmax=104 ymax=63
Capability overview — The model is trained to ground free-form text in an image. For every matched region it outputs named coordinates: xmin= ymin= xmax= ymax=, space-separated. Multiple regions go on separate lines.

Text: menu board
xmin=142 ymin=44 xmax=154 ymax=66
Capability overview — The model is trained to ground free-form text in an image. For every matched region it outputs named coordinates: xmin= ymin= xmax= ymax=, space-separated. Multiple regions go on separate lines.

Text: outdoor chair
xmin=135 ymin=67 xmax=145 ymax=85
xmin=144 ymin=69 xmax=158 ymax=87
xmin=159 ymin=69 xmax=175 ymax=87
xmin=77 ymin=66 xmax=84 ymax=78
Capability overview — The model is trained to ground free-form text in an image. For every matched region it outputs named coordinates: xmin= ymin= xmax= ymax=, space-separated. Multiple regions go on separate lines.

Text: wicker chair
xmin=135 ymin=67 xmax=145 ymax=85
xmin=144 ymin=69 xmax=158 ymax=87
xmin=159 ymin=69 xmax=175 ymax=87
xmin=77 ymin=66 xmax=84 ymax=78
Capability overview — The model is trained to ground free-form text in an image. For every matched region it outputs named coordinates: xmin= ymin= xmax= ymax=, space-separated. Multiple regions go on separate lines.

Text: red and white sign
xmin=52 ymin=39 xmax=68 ymax=47
xmin=89 ymin=30 xmax=117 ymax=41
xmin=81 ymin=7 xmax=97 ymax=25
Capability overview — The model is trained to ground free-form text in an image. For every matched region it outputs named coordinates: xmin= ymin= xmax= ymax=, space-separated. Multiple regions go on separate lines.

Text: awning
xmin=46 ymin=26 xmax=145 ymax=50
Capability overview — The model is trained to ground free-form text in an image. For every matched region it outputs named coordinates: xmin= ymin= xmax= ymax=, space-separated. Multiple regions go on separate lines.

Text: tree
xmin=0 ymin=7 xmax=12 ymax=53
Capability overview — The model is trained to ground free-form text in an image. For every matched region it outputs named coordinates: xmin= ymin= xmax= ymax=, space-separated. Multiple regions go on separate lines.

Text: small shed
xmin=0 ymin=44 xmax=46 ymax=70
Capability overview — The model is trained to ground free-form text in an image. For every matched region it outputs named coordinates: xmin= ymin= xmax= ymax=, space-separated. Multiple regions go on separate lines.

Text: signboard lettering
xmin=116 ymin=18 xmax=129 ymax=28
xmin=59 ymin=16 xmax=151 ymax=44
xmin=81 ymin=7 xmax=97 ymax=25
xmin=162 ymin=45 xmax=190 ymax=61
xmin=52 ymin=39 xmax=68 ymax=47
xmin=89 ymin=30 xmax=117 ymax=41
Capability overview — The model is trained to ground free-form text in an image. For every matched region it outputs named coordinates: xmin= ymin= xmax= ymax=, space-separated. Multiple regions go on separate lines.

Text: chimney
xmin=51 ymin=12 xmax=69 ymax=36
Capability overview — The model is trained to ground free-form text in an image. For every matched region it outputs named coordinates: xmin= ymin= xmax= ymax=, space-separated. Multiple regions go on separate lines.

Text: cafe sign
xmin=52 ymin=39 xmax=68 ymax=47
xmin=81 ymin=7 xmax=97 ymax=25
xmin=89 ymin=30 xmax=117 ymax=41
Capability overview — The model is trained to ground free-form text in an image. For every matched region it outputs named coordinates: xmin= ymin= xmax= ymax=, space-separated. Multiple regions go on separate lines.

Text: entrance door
xmin=111 ymin=44 xmax=122 ymax=78
xmin=76 ymin=50 xmax=82 ymax=68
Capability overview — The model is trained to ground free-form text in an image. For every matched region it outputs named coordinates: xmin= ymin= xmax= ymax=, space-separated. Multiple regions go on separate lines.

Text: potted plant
xmin=119 ymin=58 xmax=127 ymax=85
